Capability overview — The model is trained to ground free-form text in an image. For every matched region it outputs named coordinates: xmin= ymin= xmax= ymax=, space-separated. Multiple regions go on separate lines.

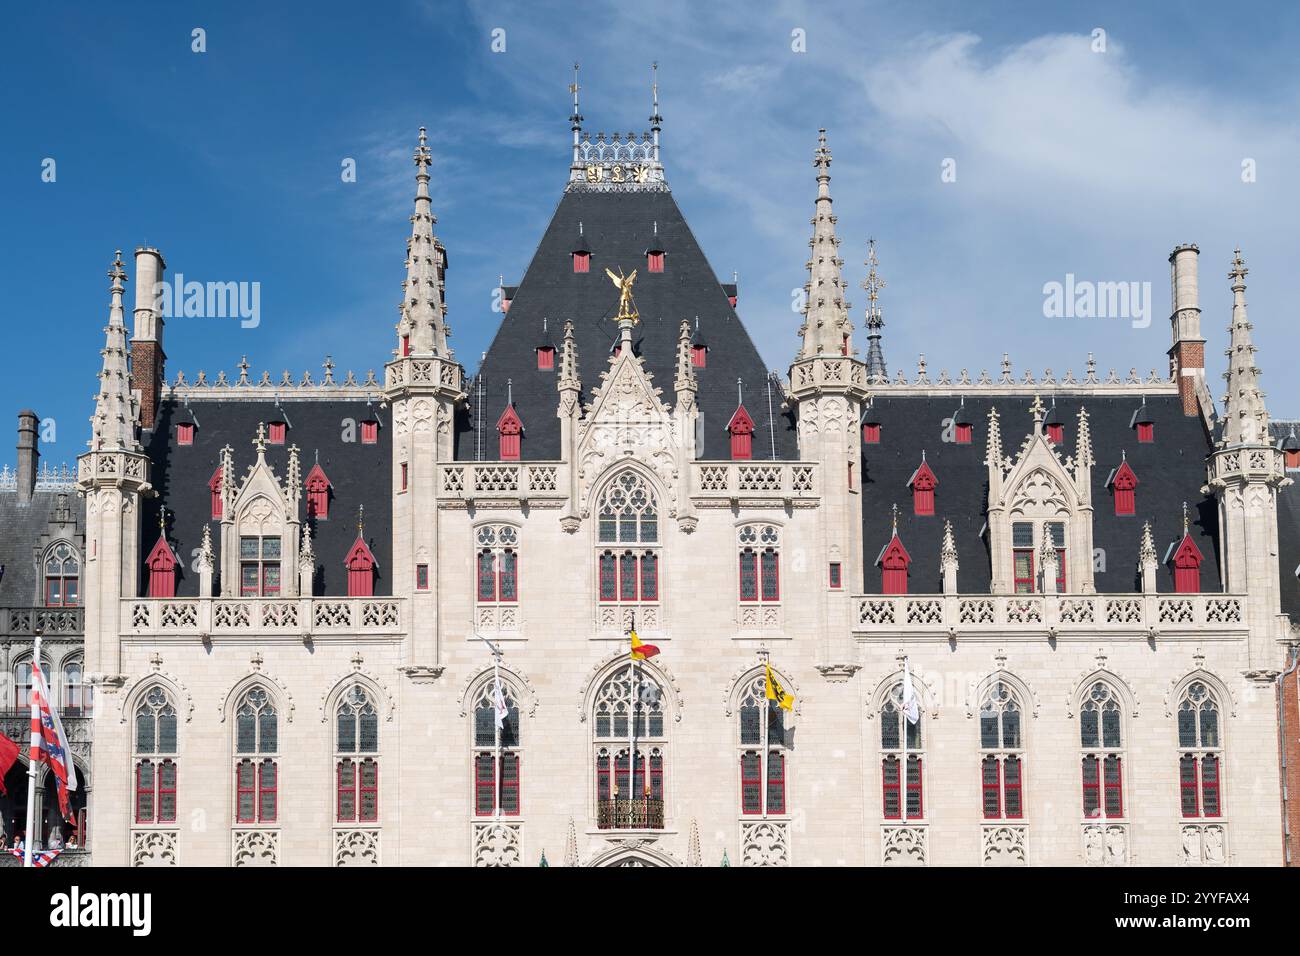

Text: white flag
xmin=901 ymin=658 xmax=920 ymax=725
xmin=492 ymin=675 xmax=509 ymax=730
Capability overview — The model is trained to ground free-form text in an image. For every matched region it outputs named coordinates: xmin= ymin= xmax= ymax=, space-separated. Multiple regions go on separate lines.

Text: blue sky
xmin=4 ymin=0 xmax=1300 ymax=467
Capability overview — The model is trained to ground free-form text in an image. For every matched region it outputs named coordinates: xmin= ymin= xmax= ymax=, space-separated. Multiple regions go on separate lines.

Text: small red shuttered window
xmin=1171 ymin=533 xmax=1203 ymax=593
xmin=1110 ymin=460 xmax=1137 ymax=516
xmin=727 ymin=405 xmax=754 ymax=461
xmin=909 ymin=458 xmax=937 ymax=516
xmin=878 ymin=535 xmax=910 ymax=595
xmin=572 ymin=251 xmax=590 ymax=273
xmin=646 ymin=251 xmax=665 ymax=272
xmin=176 ymin=423 xmax=195 ymax=445
xmin=145 ymin=536 xmax=177 ymax=598
xmin=209 ymin=467 xmax=223 ymax=520
xmin=497 ymin=405 xmax=523 ymax=461
xmin=305 ymin=463 xmax=330 ymax=519
xmin=345 ymin=535 xmax=376 ymax=597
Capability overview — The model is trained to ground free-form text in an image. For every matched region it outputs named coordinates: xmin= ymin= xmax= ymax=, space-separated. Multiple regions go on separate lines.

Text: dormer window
xmin=209 ymin=467 xmax=224 ymax=520
xmin=1169 ymin=533 xmax=1203 ymax=594
xmin=268 ymin=422 xmax=287 ymax=445
xmin=908 ymin=457 xmax=937 ymax=516
xmin=954 ymin=422 xmax=973 ymax=444
xmin=1108 ymin=460 xmax=1138 ymax=516
xmin=1046 ymin=423 xmax=1064 ymax=444
xmin=497 ymin=405 xmax=523 ymax=461
xmin=691 ymin=344 xmax=707 ymax=368
xmin=727 ymin=405 xmax=755 ymax=461
xmin=146 ymin=536 xmax=178 ymax=598
xmin=863 ymin=423 xmax=882 ymax=444
xmin=646 ymin=250 xmax=665 ymax=273
xmin=361 ymin=420 xmax=379 ymax=445
xmin=240 ymin=535 xmax=282 ymax=597
xmin=1012 ymin=522 xmax=1034 ymax=594
xmin=878 ymin=535 xmax=911 ymax=595
xmin=572 ymin=251 xmax=590 ymax=273
xmin=537 ymin=346 xmax=555 ymax=370
xmin=306 ymin=464 xmax=331 ymax=520
xmin=1137 ymin=423 xmax=1154 ymax=443
xmin=177 ymin=423 xmax=195 ymax=446
xmin=345 ymin=535 xmax=377 ymax=598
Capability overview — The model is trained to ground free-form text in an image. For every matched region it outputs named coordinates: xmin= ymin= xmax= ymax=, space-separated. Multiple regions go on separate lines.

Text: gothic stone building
xmin=51 ymin=105 xmax=1300 ymax=867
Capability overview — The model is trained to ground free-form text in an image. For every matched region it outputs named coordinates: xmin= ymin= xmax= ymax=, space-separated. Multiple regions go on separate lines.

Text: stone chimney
xmin=130 ymin=247 xmax=167 ymax=431
xmin=1168 ymin=244 xmax=1205 ymax=416
xmin=16 ymin=410 xmax=38 ymax=503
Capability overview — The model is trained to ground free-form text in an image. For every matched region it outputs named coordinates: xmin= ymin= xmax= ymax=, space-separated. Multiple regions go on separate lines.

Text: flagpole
xmin=901 ymin=656 xmax=909 ymax=823
xmin=629 ymin=613 xmax=637 ymax=828
xmin=493 ymin=652 xmax=502 ymax=820
xmin=760 ymin=657 xmax=768 ymax=819
xmin=22 ymin=630 xmax=41 ymax=868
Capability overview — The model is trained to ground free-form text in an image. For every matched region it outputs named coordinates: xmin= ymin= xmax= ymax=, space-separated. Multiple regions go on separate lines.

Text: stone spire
xmin=558 ymin=319 xmax=580 ymax=398
xmin=940 ymin=519 xmax=959 ymax=594
xmin=1075 ymin=407 xmax=1094 ymax=468
xmin=862 ymin=239 xmax=887 ymax=382
xmin=674 ymin=320 xmax=697 ymax=400
xmin=985 ymin=407 xmax=1005 ymax=502
xmin=1220 ymin=249 xmax=1269 ymax=445
xmin=90 ymin=250 xmax=141 ymax=453
xmin=798 ymin=130 xmax=852 ymax=358
xmin=398 ymin=128 xmax=450 ymax=358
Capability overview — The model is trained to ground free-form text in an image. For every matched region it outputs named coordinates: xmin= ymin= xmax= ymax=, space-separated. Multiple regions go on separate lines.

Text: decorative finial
xmin=1182 ymin=501 xmax=1189 ymax=535
xmin=108 ymin=249 xmax=127 ymax=290
xmin=891 ymin=503 xmax=899 ymax=536
xmin=253 ymin=422 xmax=268 ymax=455
xmin=158 ymin=507 xmax=167 ymax=534
xmin=358 ymin=503 xmax=365 ymax=536
xmin=1029 ymin=394 xmax=1046 ymax=426
xmin=1229 ymin=247 xmax=1248 ymax=283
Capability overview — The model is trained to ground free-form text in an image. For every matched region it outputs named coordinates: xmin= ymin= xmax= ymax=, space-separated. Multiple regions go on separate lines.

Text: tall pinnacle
xmin=1220 ymin=248 xmax=1269 ymax=445
xmin=90 ymin=250 xmax=141 ymax=453
xmin=398 ymin=127 xmax=450 ymax=357
xmin=862 ymin=239 xmax=887 ymax=381
xmin=798 ymin=129 xmax=853 ymax=359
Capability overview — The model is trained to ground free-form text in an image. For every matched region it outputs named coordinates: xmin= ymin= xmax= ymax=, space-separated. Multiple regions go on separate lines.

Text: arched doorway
xmin=0 ymin=754 xmax=88 ymax=852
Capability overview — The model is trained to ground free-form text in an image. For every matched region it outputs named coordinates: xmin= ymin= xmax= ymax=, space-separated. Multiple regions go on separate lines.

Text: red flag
xmin=0 ymin=735 xmax=18 ymax=796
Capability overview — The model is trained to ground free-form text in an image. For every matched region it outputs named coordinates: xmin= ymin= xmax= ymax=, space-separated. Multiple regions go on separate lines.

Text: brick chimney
xmin=130 ymin=247 xmax=167 ymax=431
xmin=1168 ymin=244 xmax=1205 ymax=416
xmin=16 ymin=409 xmax=39 ymax=503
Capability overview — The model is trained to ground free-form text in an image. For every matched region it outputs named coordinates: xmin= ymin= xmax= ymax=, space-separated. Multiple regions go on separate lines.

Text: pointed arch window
xmin=473 ymin=677 xmax=520 ymax=817
xmin=727 ymin=405 xmax=755 ymax=461
xmin=476 ymin=524 xmax=518 ymax=603
xmin=738 ymin=672 xmax=789 ymax=816
xmin=345 ymin=536 xmax=376 ymax=598
xmin=1170 ymin=534 xmax=1203 ymax=594
xmin=880 ymin=686 xmax=923 ymax=820
xmin=738 ymin=524 xmax=780 ymax=602
xmin=1109 ymin=460 xmax=1138 ymax=516
xmin=305 ymin=463 xmax=331 ymax=519
xmin=593 ymin=664 xmax=665 ymax=830
xmin=145 ymin=536 xmax=178 ymax=598
xmin=1177 ymin=681 xmax=1222 ymax=818
xmin=62 ymin=656 xmax=90 ymax=716
xmin=979 ymin=682 xmax=1024 ymax=819
xmin=12 ymin=657 xmax=49 ymax=715
xmin=497 ymin=405 xmax=523 ymax=461
xmin=909 ymin=458 xmax=937 ymax=515
xmin=134 ymin=687 xmax=178 ymax=824
xmin=335 ymin=685 xmax=379 ymax=824
xmin=877 ymin=535 xmax=910 ymax=595
xmin=233 ymin=687 xmax=277 ymax=825
xmin=597 ymin=473 xmax=660 ymax=605
xmin=209 ymin=467 xmax=224 ymax=520
xmin=1080 ymin=682 xmax=1124 ymax=820
xmin=43 ymin=543 xmax=80 ymax=607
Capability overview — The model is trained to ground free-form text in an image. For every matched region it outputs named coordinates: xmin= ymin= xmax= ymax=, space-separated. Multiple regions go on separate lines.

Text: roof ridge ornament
xmin=568 ymin=67 xmax=667 ymax=192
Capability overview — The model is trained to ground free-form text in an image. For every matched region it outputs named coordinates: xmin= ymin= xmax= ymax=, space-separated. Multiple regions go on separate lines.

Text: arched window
xmin=472 ymin=676 xmax=520 ymax=817
xmin=593 ymin=664 xmax=665 ymax=830
xmin=1080 ymin=682 xmax=1124 ymax=820
xmin=305 ymin=464 xmax=331 ymax=519
xmin=880 ymin=685 xmax=922 ymax=820
xmin=738 ymin=524 xmax=780 ymax=603
xmin=909 ymin=458 xmax=937 ymax=516
xmin=497 ymin=405 xmax=523 ymax=461
xmin=878 ymin=534 xmax=910 ymax=596
xmin=1177 ymin=681 xmax=1222 ymax=819
xmin=335 ymin=685 xmax=379 ymax=824
xmin=233 ymin=687 xmax=278 ymax=825
xmin=979 ymin=682 xmax=1024 ymax=820
xmin=476 ymin=525 xmax=519 ymax=603
xmin=12 ymin=658 xmax=50 ymax=714
xmin=133 ymin=687 xmax=178 ymax=824
xmin=596 ymin=473 xmax=660 ymax=605
xmin=62 ymin=657 xmax=91 ymax=717
xmin=344 ymin=535 xmax=377 ymax=598
xmin=727 ymin=405 xmax=754 ymax=460
xmin=738 ymin=672 xmax=788 ymax=816
xmin=1109 ymin=460 xmax=1138 ymax=516
xmin=43 ymin=543 xmax=79 ymax=607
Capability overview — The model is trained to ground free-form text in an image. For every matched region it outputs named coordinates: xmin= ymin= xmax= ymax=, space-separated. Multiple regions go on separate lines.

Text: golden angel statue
xmin=605 ymin=267 xmax=639 ymax=324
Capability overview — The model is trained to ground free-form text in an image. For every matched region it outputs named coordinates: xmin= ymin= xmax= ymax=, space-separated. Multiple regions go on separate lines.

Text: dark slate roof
xmin=0 ymin=490 xmax=83 ymax=606
xmin=456 ymin=189 xmax=797 ymax=461
xmin=146 ymin=397 xmax=392 ymax=597
xmin=1269 ymin=420 xmax=1300 ymax=619
xmin=860 ymin=393 xmax=1221 ymax=594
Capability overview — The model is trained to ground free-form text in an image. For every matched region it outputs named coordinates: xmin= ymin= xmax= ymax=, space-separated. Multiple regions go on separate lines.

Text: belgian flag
xmin=630 ymin=628 xmax=660 ymax=660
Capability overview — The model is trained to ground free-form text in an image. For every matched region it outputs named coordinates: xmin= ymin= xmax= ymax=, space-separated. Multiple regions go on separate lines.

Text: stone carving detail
xmin=233 ymin=829 xmax=280 ymax=867
xmin=741 ymin=820 xmax=790 ymax=867
xmin=131 ymin=829 xmax=178 ymax=867
xmin=858 ymin=598 xmax=897 ymax=625
xmin=882 ymin=825 xmax=927 ymax=866
xmin=959 ymin=599 xmax=996 ymax=624
xmin=1158 ymin=598 xmax=1195 ymax=624
xmin=1105 ymin=598 xmax=1142 ymax=624
xmin=1181 ymin=823 xmax=1226 ymax=865
xmin=1010 ymin=469 xmax=1069 ymax=515
xmin=982 ymin=825 xmax=1027 ymax=866
xmin=334 ymin=829 xmax=380 ymax=867
xmin=473 ymin=822 xmax=522 ymax=867
xmin=1081 ymin=823 xmax=1128 ymax=865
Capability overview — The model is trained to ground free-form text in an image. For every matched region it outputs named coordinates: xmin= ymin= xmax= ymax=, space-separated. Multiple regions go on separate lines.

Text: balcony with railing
xmin=438 ymin=462 xmax=566 ymax=504
xmin=852 ymin=593 xmax=1247 ymax=637
xmin=0 ymin=606 xmax=83 ymax=638
xmin=691 ymin=462 xmax=818 ymax=505
xmin=597 ymin=797 xmax=665 ymax=831
xmin=122 ymin=597 xmax=404 ymax=638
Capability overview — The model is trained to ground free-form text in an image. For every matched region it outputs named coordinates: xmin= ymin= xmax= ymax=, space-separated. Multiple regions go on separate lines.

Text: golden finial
xmin=357 ymin=503 xmax=365 ymax=536
xmin=1182 ymin=501 xmax=1189 ymax=535
xmin=605 ymin=266 xmax=640 ymax=326
xmin=891 ymin=503 xmax=899 ymax=536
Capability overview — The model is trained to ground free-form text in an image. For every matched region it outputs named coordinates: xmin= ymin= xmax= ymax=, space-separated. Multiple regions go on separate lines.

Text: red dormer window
xmin=572 ymin=251 xmax=590 ymax=273
xmin=691 ymin=344 xmax=707 ymax=368
xmin=1110 ymin=460 xmax=1138 ymax=516
xmin=1136 ymin=422 xmax=1154 ymax=443
xmin=646 ymin=251 xmax=665 ymax=273
xmin=305 ymin=463 xmax=331 ymax=519
xmin=1046 ymin=423 xmax=1064 ymax=444
xmin=863 ymin=423 xmax=882 ymax=444
xmin=209 ymin=466 xmax=223 ymax=520
xmin=728 ymin=293 xmax=737 ymax=308
xmin=497 ymin=405 xmax=523 ymax=461
xmin=361 ymin=420 xmax=378 ymax=445
xmin=345 ymin=536 xmax=376 ymax=598
xmin=402 ymin=334 xmax=411 ymax=356
xmin=1171 ymin=533 xmax=1204 ymax=594
xmin=909 ymin=458 xmax=937 ymax=516
xmin=177 ymin=423 xmax=195 ymax=446
xmin=146 ymin=535 xmax=178 ymax=599
xmin=1287 ymin=450 xmax=1300 ymax=470
xmin=268 ymin=422 xmax=287 ymax=445
xmin=879 ymin=535 xmax=911 ymax=595
xmin=727 ymin=405 xmax=755 ymax=461
xmin=537 ymin=346 xmax=555 ymax=370
xmin=954 ymin=423 xmax=973 ymax=444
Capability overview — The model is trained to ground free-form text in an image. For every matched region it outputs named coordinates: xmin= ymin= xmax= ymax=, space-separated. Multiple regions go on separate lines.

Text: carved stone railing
xmin=438 ymin=462 xmax=565 ymax=504
xmin=122 ymin=598 xmax=405 ymax=637
xmin=852 ymin=593 xmax=1247 ymax=636
xmin=1 ymin=715 xmax=92 ymax=766
xmin=0 ymin=849 xmax=92 ymax=867
xmin=0 ymin=606 xmax=83 ymax=637
xmin=691 ymin=462 xmax=818 ymax=505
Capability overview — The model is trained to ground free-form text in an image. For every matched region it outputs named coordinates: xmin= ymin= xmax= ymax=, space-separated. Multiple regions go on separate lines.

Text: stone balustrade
xmin=122 ymin=597 xmax=404 ymax=638
xmin=438 ymin=462 xmax=564 ymax=501
xmin=691 ymin=462 xmax=818 ymax=502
